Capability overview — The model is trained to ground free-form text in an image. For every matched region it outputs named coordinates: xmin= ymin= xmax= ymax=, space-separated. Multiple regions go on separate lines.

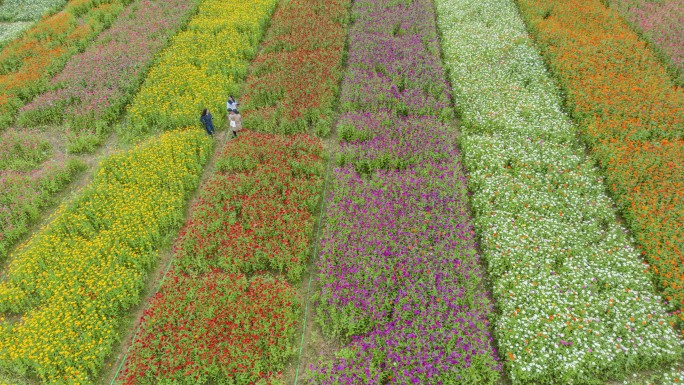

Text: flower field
xmin=309 ymin=0 xmax=501 ymax=383
xmin=119 ymin=132 xmax=323 ymax=384
xmin=0 ymin=0 xmax=682 ymax=383
xmin=123 ymin=0 xmax=276 ymax=139
xmin=0 ymin=129 xmax=211 ymax=384
xmin=240 ymin=0 xmax=350 ymax=136
xmin=515 ymin=0 xmax=684 ymax=330
xmin=434 ymin=0 xmax=682 ymax=383
xmin=17 ymin=0 xmax=199 ymax=147
xmin=0 ymin=0 xmax=133 ymax=128
xmin=610 ymin=0 xmax=684 ymax=86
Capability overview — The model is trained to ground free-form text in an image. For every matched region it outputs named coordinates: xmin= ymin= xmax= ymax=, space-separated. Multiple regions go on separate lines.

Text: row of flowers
xmin=515 ymin=0 xmax=684 ymax=329
xmin=0 ymin=0 xmax=134 ymax=128
xmin=309 ymin=0 xmax=501 ymax=383
xmin=0 ymin=129 xmax=212 ymax=384
xmin=240 ymin=0 xmax=351 ymax=136
xmin=433 ymin=0 xmax=682 ymax=383
xmin=16 ymin=0 xmax=200 ymax=151
xmin=122 ymin=0 xmax=277 ymax=139
xmin=119 ymin=132 xmax=324 ymax=384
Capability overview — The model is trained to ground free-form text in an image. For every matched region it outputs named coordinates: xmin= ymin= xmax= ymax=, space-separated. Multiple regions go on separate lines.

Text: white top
xmin=227 ymin=100 xmax=237 ymax=111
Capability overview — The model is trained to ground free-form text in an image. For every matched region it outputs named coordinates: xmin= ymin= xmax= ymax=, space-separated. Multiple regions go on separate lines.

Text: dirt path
xmin=98 ymin=129 xmax=229 ymax=385
xmin=280 ymin=130 xmax=342 ymax=385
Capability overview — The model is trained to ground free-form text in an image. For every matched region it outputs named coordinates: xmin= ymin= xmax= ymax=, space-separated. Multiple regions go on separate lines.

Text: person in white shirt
xmin=226 ymin=95 xmax=238 ymax=113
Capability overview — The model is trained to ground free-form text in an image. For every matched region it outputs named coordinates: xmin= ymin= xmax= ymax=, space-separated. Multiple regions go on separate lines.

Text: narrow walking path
xmin=100 ymin=129 xmax=230 ymax=385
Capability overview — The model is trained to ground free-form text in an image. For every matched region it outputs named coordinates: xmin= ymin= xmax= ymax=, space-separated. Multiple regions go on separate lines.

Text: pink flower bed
xmin=18 ymin=0 xmax=196 ymax=132
xmin=613 ymin=0 xmax=684 ymax=83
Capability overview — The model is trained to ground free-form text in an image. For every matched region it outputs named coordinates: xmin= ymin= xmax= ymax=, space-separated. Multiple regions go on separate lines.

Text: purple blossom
xmin=309 ymin=0 xmax=501 ymax=383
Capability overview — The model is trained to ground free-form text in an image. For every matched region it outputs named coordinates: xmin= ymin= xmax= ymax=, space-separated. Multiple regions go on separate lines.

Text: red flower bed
xmin=119 ymin=132 xmax=324 ymax=384
xmin=241 ymin=0 xmax=351 ymax=136
xmin=119 ymin=270 xmax=298 ymax=384
xmin=175 ymin=131 xmax=324 ymax=281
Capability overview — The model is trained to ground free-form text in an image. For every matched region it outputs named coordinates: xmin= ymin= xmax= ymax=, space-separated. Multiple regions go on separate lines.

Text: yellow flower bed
xmin=0 ymin=129 xmax=212 ymax=384
xmin=123 ymin=0 xmax=277 ymax=139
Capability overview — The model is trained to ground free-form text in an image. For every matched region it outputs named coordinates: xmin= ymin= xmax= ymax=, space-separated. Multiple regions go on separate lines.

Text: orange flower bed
xmin=0 ymin=0 xmax=129 ymax=128
xmin=517 ymin=0 xmax=684 ymax=328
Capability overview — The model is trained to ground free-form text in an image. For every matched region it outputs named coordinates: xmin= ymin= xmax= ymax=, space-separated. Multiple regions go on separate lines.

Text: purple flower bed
xmin=309 ymin=0 xmax=501 ymax=383
xmin=18 ymin=0 xmax=197 ymax=133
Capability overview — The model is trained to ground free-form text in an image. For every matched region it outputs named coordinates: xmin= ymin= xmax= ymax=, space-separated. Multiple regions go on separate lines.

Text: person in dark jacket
xmin=200 ymin=108 xmax=215 ymax=137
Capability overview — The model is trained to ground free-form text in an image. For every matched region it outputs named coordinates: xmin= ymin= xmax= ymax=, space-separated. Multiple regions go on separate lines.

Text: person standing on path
xmin=228 ymin=109 xmax=242 ymax=138
xmin=200 ymin=108 xmax=215 ymax=137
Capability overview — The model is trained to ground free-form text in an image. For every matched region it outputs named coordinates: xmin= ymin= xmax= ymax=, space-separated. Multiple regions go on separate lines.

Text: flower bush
xmin=122 ymin=0 xmax=276 ymax=139
xmin=0 ymin=129 xmax=211 ymax=384
xmin=119 ymin=270 xmax=298 ymax=385
xmin=17 ymin=0 xmax=199 ymax=146
xmin=0 ymin=0 xmax=133 ymax=128
xmin=240 ymin=0 xmax=350 ymax=136
xmin=311 ymin=164 xmax=502 ymax=385
xmin=0 ymin=129 xmax=51 ymax=171
xmin=516 ymin=0 xmax=684 ymax=330
xmin=433 ymin=0 xmax=683 ymax=383
xmin=175 ymin=132 xmax=324 ymax=282
xmin=309 ymin=0 xmax=501 ymax=383
xmin=0 ymin=129 xmax=83 ymax=264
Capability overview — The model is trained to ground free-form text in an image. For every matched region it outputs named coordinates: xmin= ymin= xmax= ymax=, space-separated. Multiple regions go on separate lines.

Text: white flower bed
xmin=0 ymin=21 xmax=31 ymax=44
xmin=0 ymin=0 xmax=66 ymax=22
xmin=433 ymin=0 xmax=682 ymax=383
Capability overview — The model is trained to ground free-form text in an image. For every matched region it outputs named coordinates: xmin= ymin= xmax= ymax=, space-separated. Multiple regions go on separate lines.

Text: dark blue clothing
xmin=200 ymin=112 xmax=215 ymax=136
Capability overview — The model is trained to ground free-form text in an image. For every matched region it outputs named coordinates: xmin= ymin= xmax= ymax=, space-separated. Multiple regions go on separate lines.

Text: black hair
xmin=201 ymin=108 xmax=208 ymax=117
